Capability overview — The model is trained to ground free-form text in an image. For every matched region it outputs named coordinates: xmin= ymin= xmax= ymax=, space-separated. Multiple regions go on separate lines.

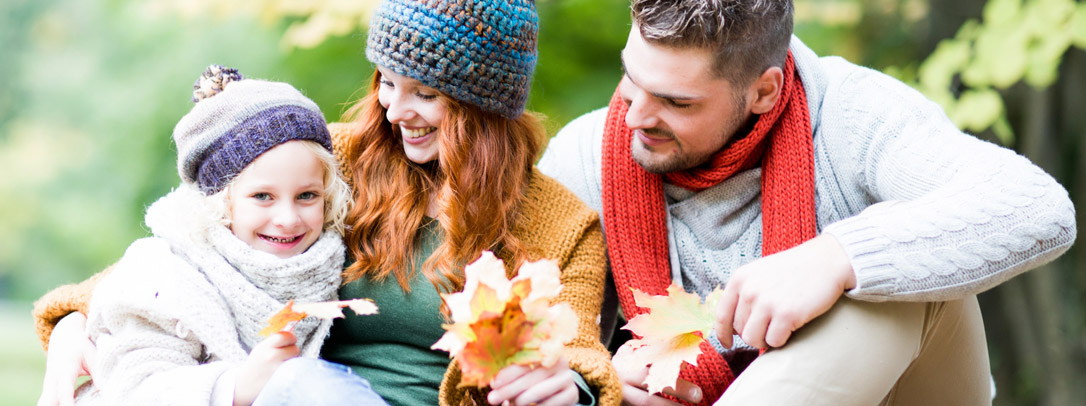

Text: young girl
xmin=36 ymin=1 xmax=621 ymax=405
xmin=69 ymin=65 xmax=385 ymax=406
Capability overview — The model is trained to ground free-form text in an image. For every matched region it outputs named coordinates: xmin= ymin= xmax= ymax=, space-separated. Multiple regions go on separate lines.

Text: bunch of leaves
xmin=259 ymin=298 xmax=379 ymax=336
xmin=431 ymin=251 xmax=578 ymax=387
xmin=613 ymin=284 xmax=724 ymax=395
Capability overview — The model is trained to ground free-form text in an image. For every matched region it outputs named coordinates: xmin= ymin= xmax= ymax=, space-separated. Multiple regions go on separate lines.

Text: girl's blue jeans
xmin=253 ymin=357 xmax=390 ymax=406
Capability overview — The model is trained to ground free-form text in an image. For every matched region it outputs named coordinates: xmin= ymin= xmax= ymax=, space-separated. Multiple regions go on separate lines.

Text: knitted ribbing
xmin=143 ymin=185 xmax=343 ymax=354
xmin=77 ymin=186 xmax=345 ymax=405
xmin=437 ymin=169 xmax=622 ymax=406
xmin=601 ymin=53 xmax=814 ymax=405
xmin=365 ymin=0 xmax=538 ymax=118
xmin=174 ymin=67 xmax=332 ymax=194
xmin=32 ymin=151 xmax=623 ymax=406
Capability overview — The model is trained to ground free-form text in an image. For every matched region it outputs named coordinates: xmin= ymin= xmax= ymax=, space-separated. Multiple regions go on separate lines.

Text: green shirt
xmin=321 ymin=220 xmax=449 ymax=406
xmin=321 ymin=220 xmax=597 ymax=406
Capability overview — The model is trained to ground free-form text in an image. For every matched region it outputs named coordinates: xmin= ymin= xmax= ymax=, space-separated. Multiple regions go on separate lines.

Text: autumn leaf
xmin=618 ymin=283 xmax=723 ymax=395
xmin=259 ymin=300 xmax=307 ymax=337
xmin=431 ymin=251 xmax=578 ymax=387
xmin=294 ymin=298 xmax=379 ymax=319
xmin=260 ymin=298 xmax=379 ymax=337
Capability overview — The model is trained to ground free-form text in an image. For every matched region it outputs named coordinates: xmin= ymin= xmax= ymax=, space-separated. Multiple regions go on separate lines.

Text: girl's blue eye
xmin=252 ymin=193 xmax=271 ymax=201
xmin=298 ymin=191 xmax=319 ymax=200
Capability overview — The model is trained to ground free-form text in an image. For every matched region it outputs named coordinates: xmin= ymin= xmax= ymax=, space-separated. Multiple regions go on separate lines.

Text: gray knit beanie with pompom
xmin=173 ymin=65 xmax=333 ymax=195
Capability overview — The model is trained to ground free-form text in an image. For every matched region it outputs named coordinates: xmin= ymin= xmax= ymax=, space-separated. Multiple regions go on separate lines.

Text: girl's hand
xmin=487 ymin=357 xmax=579 ymax=406
xmin=233 ymin=331 xmax=299 ymax=406
xmin=37 ymin=312 xmax=97 ymax=406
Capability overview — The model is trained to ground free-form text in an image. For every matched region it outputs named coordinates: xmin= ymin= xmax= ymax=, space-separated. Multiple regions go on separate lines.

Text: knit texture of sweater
xmin=73 ymin=185 xmax=345 ymax=405
xmin=33 ymin=124 xmax=622 ymax=406
xmin=538 ymin=35 xmax=1076 ymax=349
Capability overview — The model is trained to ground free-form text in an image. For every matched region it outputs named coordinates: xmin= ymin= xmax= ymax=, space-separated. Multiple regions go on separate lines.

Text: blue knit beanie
xmin=173 ymin=65 xmax=333 ymax=195
xmin=365 ymin=0 xmax=538 ymax=119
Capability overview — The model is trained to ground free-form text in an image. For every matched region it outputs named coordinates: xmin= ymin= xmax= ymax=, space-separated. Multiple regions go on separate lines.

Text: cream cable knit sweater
xmin=538 ymin=36 xmax=1075 ymax=307
xmin=79 ymin=186 xmax=345 ymax=405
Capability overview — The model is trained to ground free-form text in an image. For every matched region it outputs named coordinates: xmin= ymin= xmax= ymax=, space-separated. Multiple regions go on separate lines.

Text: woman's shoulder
xmin=327 ymin=122 xmax=359 ymax=143
xmin=523 ymin=169 xmax=600 ymax=222
xmin=515 ymin=169 xmax=602 ymax=260
xmin=327 ymin=122 xmax=361 ymax=184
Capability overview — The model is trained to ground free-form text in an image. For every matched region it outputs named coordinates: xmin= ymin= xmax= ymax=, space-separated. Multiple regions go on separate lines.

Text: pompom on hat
xmin=365 ymin=0 xmax=539 ymax=119
xmin=173 ymin=65 xmax=333 ymax=195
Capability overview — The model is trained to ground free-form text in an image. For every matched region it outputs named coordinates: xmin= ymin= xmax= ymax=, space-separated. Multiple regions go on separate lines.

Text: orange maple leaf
xmin=259 ymin=300 xmax=307 ymax=337
xmin=260 ymin=298 xmax=379 ymax=337
xmin=432 ymin=251 xmax=577 ymax=387
xmin=617 ymin=283 xmax=723 ymax=395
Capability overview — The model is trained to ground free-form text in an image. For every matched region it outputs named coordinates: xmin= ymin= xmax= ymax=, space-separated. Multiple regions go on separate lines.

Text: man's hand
xmin=234 ymin=331 xmax=299 ymax=406
xmin=612 ymin=342 xmax=703 ymax=406
xmin=37 ymin=312 xmax=97 ymax=406
xmin=487 ymin=357 xmax=579 ymax=406
xmin=715 ymin=234 xmax=856 ymax=349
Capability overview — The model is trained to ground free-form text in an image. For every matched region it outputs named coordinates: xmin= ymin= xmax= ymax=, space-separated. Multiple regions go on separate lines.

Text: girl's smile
xmin=227 ymin=141 xmax=326 ymax=258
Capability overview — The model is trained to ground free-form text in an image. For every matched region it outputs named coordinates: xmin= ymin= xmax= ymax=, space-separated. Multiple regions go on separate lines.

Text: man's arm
xmin=818 ymin=63 xmax=1076 ymax=302
xmin=717 ymin=61 xmax=1076 ymax=349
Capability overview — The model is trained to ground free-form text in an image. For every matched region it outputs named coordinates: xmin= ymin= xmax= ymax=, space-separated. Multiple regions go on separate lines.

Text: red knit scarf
xmin=602 ymin=53 xmax=815 ymax=405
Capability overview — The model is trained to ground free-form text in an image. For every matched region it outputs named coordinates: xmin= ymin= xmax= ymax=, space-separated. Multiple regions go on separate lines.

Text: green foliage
xmin=0 ymin=302 xmax=45 ymax=406
xmin=905 ymin=0 xmax=1086 ymax=144
xmin=0 ymin=1 xmax=317 ymax=301
xmin=532 ymin=0 xmax=631 ymax=129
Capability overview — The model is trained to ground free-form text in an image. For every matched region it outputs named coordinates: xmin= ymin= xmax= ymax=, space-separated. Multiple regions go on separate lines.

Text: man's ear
xmin=748 ymin=67 xmax=783 ymax=115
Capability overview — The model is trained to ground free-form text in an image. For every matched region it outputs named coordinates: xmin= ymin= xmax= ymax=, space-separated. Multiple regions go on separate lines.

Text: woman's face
xmin=376 ymin=67 xmax=448 ymax=164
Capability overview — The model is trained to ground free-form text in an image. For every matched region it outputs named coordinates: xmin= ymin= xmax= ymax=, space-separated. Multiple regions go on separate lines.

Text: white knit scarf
xmin=144 ymin=185 xmax=344 ymax=356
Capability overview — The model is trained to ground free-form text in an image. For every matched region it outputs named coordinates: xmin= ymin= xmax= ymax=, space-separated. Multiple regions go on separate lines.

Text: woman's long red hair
xmin=340 ymin=72 xmax=544 ymax=296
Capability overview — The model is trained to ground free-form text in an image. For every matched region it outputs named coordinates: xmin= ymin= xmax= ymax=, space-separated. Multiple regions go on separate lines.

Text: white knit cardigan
xmin=78 ymin=186 xmax=345 ymax=405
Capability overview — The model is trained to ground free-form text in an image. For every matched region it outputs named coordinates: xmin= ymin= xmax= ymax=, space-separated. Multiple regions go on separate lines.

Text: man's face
xmin=619 ymin=26 xmax=753 ymax=174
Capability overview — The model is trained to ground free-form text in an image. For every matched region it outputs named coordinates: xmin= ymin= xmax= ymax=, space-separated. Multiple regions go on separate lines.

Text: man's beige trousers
xmin=717 ymin=295 xmax=991 ymax=406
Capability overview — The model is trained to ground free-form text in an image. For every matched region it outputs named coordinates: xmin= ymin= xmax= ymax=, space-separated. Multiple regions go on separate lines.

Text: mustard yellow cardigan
xmin=33 ymin=123 xmax=621 ymax=406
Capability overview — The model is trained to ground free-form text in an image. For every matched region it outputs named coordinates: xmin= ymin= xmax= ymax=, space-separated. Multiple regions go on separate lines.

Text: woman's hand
xmin=37 ymin=312 xmax=97 ymax=406
xmin=487 ymin=357 xmax=579 ymax=406
xmin=233 ymin=331 xmax=299 ymax=406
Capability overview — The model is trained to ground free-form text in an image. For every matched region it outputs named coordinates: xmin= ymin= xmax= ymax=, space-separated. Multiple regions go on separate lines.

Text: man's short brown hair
xmin=631 ymin=0 xmax=793 ymax=86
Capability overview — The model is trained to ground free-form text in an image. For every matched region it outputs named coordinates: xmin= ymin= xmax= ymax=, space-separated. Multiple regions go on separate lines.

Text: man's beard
xmin=630 ymin=127 xmax=705 ymax=174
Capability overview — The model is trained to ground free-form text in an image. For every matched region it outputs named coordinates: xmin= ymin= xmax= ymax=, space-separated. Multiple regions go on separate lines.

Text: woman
xmin=33 ymin=1 xmax=620 ymax=405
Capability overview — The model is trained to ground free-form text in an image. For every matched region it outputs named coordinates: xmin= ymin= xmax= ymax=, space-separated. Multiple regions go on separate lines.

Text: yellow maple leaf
xmin=618 ymin=283 xmax=723 ymax=395
xmin=431 ymin=251 xmax=577 ymax=387
xmin=260 ymin=298 xmax=379 ymax=337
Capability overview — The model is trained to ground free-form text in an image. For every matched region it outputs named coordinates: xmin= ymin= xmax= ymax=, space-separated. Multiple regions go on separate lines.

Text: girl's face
xmin=227 ymin=141 xmax=325 ymax=258
xmin=376 ymin=67 xmax=448 ymax=164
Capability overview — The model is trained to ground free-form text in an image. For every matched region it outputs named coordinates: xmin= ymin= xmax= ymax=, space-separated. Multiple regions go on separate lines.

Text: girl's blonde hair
xmin=203 ymin=140 xmax=353 ymax=236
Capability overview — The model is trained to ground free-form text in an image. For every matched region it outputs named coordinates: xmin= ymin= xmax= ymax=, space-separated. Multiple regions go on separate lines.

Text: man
xmin=537 ymin=0 xmax=1076 ymax=405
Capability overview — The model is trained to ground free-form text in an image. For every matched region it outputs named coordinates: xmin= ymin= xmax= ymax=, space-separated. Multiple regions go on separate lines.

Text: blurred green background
xmin=2 ymin=0 xmax=1084 ymax=405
